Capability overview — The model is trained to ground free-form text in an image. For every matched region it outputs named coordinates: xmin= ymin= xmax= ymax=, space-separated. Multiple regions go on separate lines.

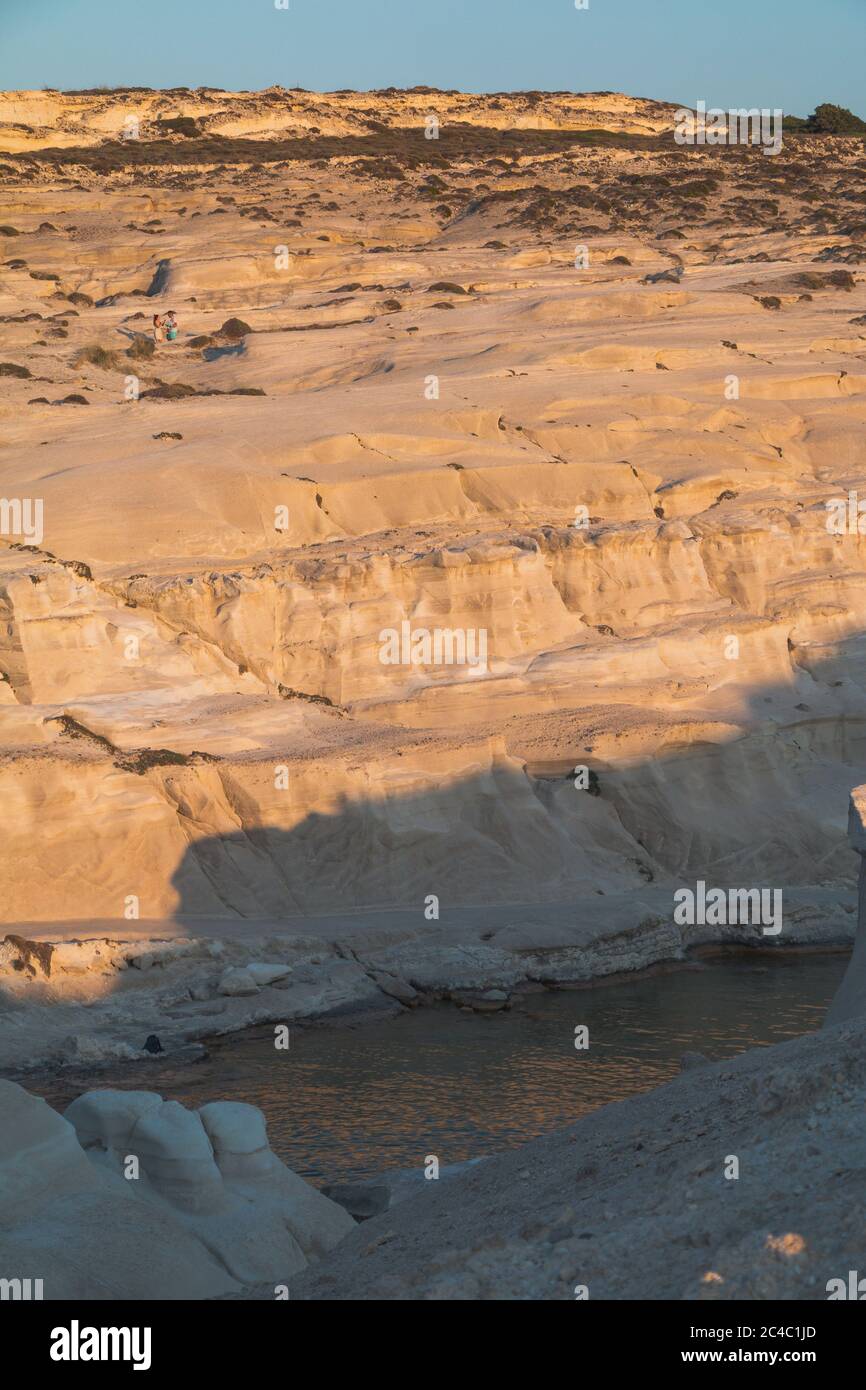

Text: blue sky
xmin=2 ymin=0 xmax=863 ymax=116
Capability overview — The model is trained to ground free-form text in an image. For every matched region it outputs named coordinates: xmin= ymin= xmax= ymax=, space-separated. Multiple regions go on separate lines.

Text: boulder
xmin=0 ymin=1081 xmax=234 ymax=1299
xmin=370 ymin=970 xmax=418 ymax=1004
xmin=0 ymin=1080 xmax=355 ymax=1297
xmin=322 ymin=1182 xmax=391 ymax=1221
xmin=64 ymin=1089 xmax=162 ymax=1150
xmin=127 ymin=1100 xmax=224 ymax=1211
xmin=246 ymin=961 xmax=292 ymax=986
xmin=0 ymin=1079 xmax=100 ymax=1219
xmin=218 ymin=966 xmax=260 ymax=996
xmin=199 ymin=1099 xmax=272 ymax=1177
xmin=198 ymin=1099 xmax=355 ymax=1260
xmin=322 ymin=1158 xmax=488 ymax=1221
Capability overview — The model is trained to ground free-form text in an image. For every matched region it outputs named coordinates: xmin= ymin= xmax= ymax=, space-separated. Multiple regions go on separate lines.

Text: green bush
xmin=806 ymin=104 xmax=866 ymax=134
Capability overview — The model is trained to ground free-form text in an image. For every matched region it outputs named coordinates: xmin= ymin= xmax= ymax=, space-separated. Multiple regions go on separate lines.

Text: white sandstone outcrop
xmin=217 ymin=961 xmax=292 ymax=995
xmin=824 ymin=784 xmax=866 ymax=1027
xmin=0 ymin=1081 xmax=354 ymax=1298
xmin=218 ymin=965 xmax=262 ymax=996
xmin=0 ymin=125 xmax=864 ymax=933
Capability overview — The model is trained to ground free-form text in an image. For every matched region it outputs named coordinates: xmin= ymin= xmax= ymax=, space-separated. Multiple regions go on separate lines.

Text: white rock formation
xmin=218 ymin=965 xmax=262 ymax=996
xmin=824 ymin=785 xmax=866 ymax=1027
xmin=216 ymin=961 xmax=292 ymax=995
xmin=246 ymin=962 xmax=292 ymax=986
xmin=0 ymin=1080 xmax=354 ymax=1298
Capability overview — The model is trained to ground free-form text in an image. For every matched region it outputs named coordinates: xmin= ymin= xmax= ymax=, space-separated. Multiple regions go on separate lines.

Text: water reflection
xmin=30 ymin=954 xmax=846 ymax=1184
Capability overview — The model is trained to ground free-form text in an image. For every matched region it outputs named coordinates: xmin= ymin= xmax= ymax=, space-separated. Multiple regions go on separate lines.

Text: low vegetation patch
xmin=74 ymin=344 xmax=124 ymax=371
xmin=218 ymin=317 xmax=252 ymax=339
xmin=126 ymin=335 xmax=156 ymax=360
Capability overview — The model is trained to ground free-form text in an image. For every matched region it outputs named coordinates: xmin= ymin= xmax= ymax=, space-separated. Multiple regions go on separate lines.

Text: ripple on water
xmin=29 ymin=953 xmax=847 ymax=1185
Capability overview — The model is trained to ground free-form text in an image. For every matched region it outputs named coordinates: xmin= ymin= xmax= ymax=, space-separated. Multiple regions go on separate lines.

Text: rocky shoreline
xmin=2 ymin=813 xmax=863 ymax=1299
xmin=0 ymin=883 xmax=855 ymax=1076
xmin=5 ymin=944 xmax=859 ymax=1301
xmin=285 ymin=1006 xmax=866 ymax=1301
xmin=3 ymin=793 xmax=865 ymax=1300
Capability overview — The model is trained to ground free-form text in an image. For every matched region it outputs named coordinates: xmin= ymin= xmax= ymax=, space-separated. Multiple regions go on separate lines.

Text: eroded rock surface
xmin=0 ymin=1079 xmax=353 ymax=1297
xmin=0 ymin=91 xmax=863 ymax=933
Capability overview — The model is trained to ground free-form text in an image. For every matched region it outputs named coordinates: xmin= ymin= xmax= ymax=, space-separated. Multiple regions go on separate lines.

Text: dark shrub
xmin=807 ymin=104 xmax=866 ymax=134
xmin=127 ymin=335 xmax=156 ymax=360
xmin=140 ymin=381 xmax=196 ymax=399
xmin=218 ymin=317 xmax=252 ymax=339
xmin=75 ymin=344 xmax=122 ymax=370
xmin=156 ymin=116 xmax=201 ymax=138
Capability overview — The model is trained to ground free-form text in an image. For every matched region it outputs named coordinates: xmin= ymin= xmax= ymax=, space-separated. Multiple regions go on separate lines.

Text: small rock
xmin=218 ymin=967 xmax=260 ymax=997
xmin=642 ymin=266 xmax=684 ymax=285
xmin=143 ymin=1034 xmax=164 ymax=1054
xmin=322 ymin=1182 xmax=391 ymax=1221
xmin=246 ymin=962 xmax=292 ymax=987
xmin=371 ymin=971 xmax=417 ymax=1004
xmin=680 ymin=1051 xmax=709 ymax=1071
xmin=129 ymin=952 xmax=155 ymax=970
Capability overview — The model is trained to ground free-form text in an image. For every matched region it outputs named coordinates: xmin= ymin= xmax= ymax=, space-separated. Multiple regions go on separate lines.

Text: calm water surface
xmin=33 ymin=954 xmax=846 ymax=1184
